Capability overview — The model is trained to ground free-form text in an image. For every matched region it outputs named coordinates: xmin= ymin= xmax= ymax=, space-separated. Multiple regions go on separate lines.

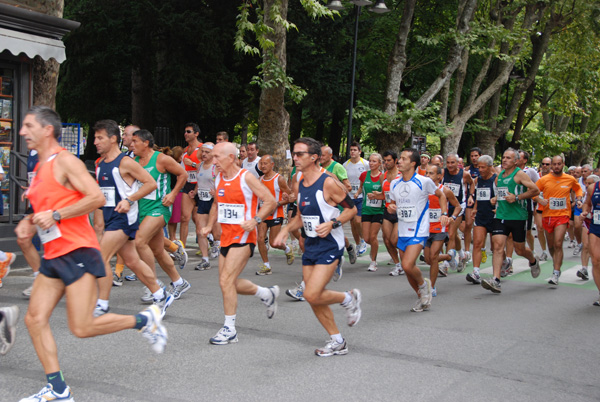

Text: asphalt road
xmin=1 ymin=227 xmax=599 ymax=402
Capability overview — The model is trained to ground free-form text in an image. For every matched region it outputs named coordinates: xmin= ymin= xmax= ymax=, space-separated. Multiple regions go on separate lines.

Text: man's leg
xmin=550 ymin=223 xmax=568 ymax=272
xmin=400 ymin=244 xmax=426 ymax=294
xmin=257 ymin=222 xmax=270 ymax=267
xmin=179 ymin=194 xmax=195 ymax=247
xmin=464 ymin=208 xmax=474 ymax=253
xmin=428 ymin=240 xmax=444 ymax=288
xmin=382 ymin=219 xmax=399 ymax=264
xmin=534 ymin=212 xmax=548 ymax=257
xmin=350 ymin=214 xmax=362 ymax=245
xmin=302 ymin=261 xmax=345 ymax=335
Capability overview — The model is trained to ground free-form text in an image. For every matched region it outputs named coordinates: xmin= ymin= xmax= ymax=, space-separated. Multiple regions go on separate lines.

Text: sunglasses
xmin=185 ymin=130 xmax=194 ymax=134
xmin=541 ymin=163 xmax=550 ymax=166
xmin=292 ymin=151 xmax=311 ymax=157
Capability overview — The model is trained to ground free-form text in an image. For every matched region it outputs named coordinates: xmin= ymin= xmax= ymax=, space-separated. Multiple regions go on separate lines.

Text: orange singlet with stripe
xmin=215 ymin=169 xmax=259 ymax=247
xmin=261 ymin=173 xmax=284 ymax=219
xmin=27 ymin=151 xmax=99 ymax=259
xmin=382 ymin=171 xmax=400 ymax=208
xmin=182 ymin=144 xmax=203 ymax=183
xmin=428 ymin=183 xmax=446 ymax=233
xmin=536 ymin=173 xmax=582 ymax=217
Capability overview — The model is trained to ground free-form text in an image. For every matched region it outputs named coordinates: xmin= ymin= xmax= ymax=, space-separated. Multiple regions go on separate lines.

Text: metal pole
xmin=347 ymin=5 xmax=361 ymax=159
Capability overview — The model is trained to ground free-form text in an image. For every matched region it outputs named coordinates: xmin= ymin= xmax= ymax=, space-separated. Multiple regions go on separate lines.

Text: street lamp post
xmin=327 ymin=0 xmax=389 ymax=159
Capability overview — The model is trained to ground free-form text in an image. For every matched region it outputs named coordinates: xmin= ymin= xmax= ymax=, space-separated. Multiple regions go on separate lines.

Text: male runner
xmin=93 ymin=120 xmax=171 ymax=317
xmin=536 ymin=155 xmax=583 ymax=285
xmin=343 ymin=142 xmax=368 ymax=257
xmin=132 ymin=130 xmax=191 ymax=301
xmin=481 ymin=148 xmax=541 ymax=293
xmin=273 ymin=137 xmax=361 ymax=356
xmin=462 ymin=147 xmax=481 ymax=262
xmin=388 ymin=149 xmax=450 ymax=312
xmin=533 ymin=157 xmax=552 ymax=261
xmin=17 ymin=106 xmax=166 ymax=401
xmin=242 ymin=141 xmax=262 ymax=178
xmin=180 ymin=123 xmax=203 ymax=247
xmin=200 ymin=142 xmax=279 ymax=345
xmin=256 ymin=155 xmax=295 ymax=275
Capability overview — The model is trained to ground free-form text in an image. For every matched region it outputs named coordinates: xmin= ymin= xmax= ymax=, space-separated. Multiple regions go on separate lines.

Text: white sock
xmin=152 ymin=287 xmax=165 ymax=301
xmin=203 ymin=257 xmax=209 ymax=262
xmin=173 ymin=278 xmax=183 ymax=287
xmin=331 ymin=333 xmax=343 ymax=344
xmin=459 ymin=249 xmax=465 ymax=259
xmin=473 ymin=267 xmax=480 ymax=275
xmin=33 ymin=271 xmax=39 ymax=278
xmin=208 ymin=233 xmax=214 ymax=241
xmin=582 ymin=266 xmax=588 ymax=271
xmin=255 ymin=286 xmax=271 ymax=301
xmin=300 ymin=281 xmax=305 ymax=289
xmin=97 ymin=299 xmax=108 ymax=310
xmin=0 ymin=251 xmax=6 ymax=262
xmin=396 ymin=262 xmax=403 ymax=269
xmin=264 ymin=262 xmax=271 ymax=269
xmin=285 ymin=245 xmax=291 ymax=253
xmin=224 ymin=315 xmax=236 ymax=330
xmin=214 ymin=240 xmax=220 ymax=247
xmin=341 ymin=291 xmax=352 ymax=306
xmin=419 ymin=281 xmax=427 ymax=289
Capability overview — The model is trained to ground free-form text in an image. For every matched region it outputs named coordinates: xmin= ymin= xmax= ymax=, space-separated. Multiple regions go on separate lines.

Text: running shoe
xmin=112 ymin=272 xmax=123 ymax=287
xmin=93 ymin=305 xmax=109 ymax=317
xmin=530 ymin=257 xmax=541 ymax=278
xmin=0 ymin=305 xmax=19 ymax=355
xmin=389 ymin=263 xmax=405 ymax=276
xmin=431 ymin=287 xmax=437 ymax=297
xmin=539 ymin=251 xmax=549 ymax=262
xmin=153 ymin=289 xmax=174 ymax=317
xmin=448 ymin=250 xmax=458 ymax=270
xmin=367 ymin=261 xmax=378 ymax=272
xmin=438 ymin=261 xmax=449 ymax=277
xmin=343 ymin=289 xmax=362 ymax=327
xmin=548 ymin=271 xmax=560 ymax=286
xmin=208 ymin=234 xmax=214 ymax=248
xmin=285 ymin=247 xmax=295 ymax=265
xmin=347 ymin=244 xmax=357 ymax=264
xmin=593 ymin=299 xmax=600 ymax=306
xmin=291 ymin=239 xmax=300 ymax=255
xmin=568 ymin=239 xmax=576 ymax=248
xmin=19 ymin=384 xmax=73 ymax=402
xmin=125 ymin=273 xmax=138 ymax=281
xmin=315 ymin=339 xmax=348 ymax=357
xmin=500 ymin=257 xmax=512 ymax=277
xmin=464 ymin=251 xmax=472 ymax=263
xmin=22 ymin=284 xmax=33 ymax=298
xmin=357 ymin=240 xmax=367 ymax=256
xmin=195 ymin=250 xmax=203 ymax=256
xmin=138 ymin=304 xmax=168 ymax=353
xmin=457 ymin=255 xmax=467 ymax=273
xmin=172 ymin=239 xmax=188 ymax=269
xmin=481 ymin=278 xmax=502 ymax=293
xmin=264 ymin=235 xmax=270 ymax=251
xmin=263 ymin=286 xmax=280 ymax=319
xmin=170 ymin=279 xmax=191 ymax=300
xmin=0 ymin=252 xmax=16 ymax=281
xmin=195 ymin=260 xmax=211 ymax=271
xmin=466 ymin=272 xmax=481 ymax=284
xmin=577 ymin=267 xmax=589 ymax=281
xmin=141 ymin=280 xmax=166 ymax=303
xmin=481 ymin=249 xmax=488 ymax=263
xmin=573 ymin=243 xmax=583 ymax=256
xmin=419 ymin=278 xmax=433 ymax=309
xmin=333 ymin=256 xmax=344 ymax=282
xmin=255 ymin=264 xmax=272 ymax=275
xmin=210 ymin=245 xmax=220 ymax=259
xmin=419 ymin=253 xmax=425 ymax=262
xmin=410 ymin=299 xmax=425 ymax=312
xmin=209 ymin=326 xmax=238 ymax=345
xmin=286 ymin=283 xmax=305 ymax=301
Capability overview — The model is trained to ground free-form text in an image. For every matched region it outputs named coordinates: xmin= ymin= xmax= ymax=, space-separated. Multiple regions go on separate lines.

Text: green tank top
xmin=135 ymin=151 xmax=171 ymax=211
xmin=362 ymin=171 xmax=384 ymax=215
xmin=496 ymin=167 xmax=527 ymax=220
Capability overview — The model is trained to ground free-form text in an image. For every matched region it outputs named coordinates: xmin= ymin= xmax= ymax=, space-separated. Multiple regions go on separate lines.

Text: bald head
xmin=259 ymin=154 xmax=275 ymax=174
xmin=320 ymin=146 xmax=333 ymax=165
xmin=123 ymin=125 xmax=140 ymax=148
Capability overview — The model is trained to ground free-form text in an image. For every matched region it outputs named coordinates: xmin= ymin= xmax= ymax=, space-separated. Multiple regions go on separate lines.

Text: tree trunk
xmin=439 ymin=79 xmax=451 ymax=125
xmin=27 ymin=0 xmax=64 ymax=108
xmin=289 ymin=102 xmax=302 ymax=145
xmin=257 ymin=0 xmax=291 ymax=177
xmin=509 ymin=79 xmax=536 ymax=148
xmin=329 ymin=107 xmax=344 ymax=159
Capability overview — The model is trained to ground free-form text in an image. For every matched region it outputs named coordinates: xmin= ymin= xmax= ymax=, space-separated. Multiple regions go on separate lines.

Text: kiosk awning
xmin=0 ymin=27 xmax=66 ymax=63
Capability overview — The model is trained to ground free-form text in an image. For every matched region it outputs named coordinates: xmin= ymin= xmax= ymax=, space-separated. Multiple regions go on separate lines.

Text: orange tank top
xmin=428 ymin=183 xmax=446 ymax=233
xmin=215 ymin=169 xmax=258 ymax=247
xmin=27 ymin=151 xmax=100 ymax=259
xmin=260 ymin=173 xmax=284 ymax=219
xmin=182 ymin=144 xmax=203 ymax=183
xmin=383 ymin=171 xmax=400 ymax=208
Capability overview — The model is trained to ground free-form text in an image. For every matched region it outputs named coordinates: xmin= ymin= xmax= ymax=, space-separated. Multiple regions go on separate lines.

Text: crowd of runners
xmin=1 ymin=106 xmax=599 ymax=401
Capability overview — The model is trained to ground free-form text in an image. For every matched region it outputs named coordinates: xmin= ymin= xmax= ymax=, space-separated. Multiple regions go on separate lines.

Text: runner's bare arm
xmin=506 ymin=171 xmax=539 ymax=203
xmin=435 ymin=188 xmax=451 ymax=227
xmin=120 ymin=156 xmax=157 ymax=201
xmin=443 ymin=187 xmax=461 ymax=218
xmin=316 ymin=176 xmax=357 ymax=238
xmin=277 ymin=174 xmax=292 ymax=206
xmin=200 ymin=201 xmax=218 ymax=237
xmin=241 ymin=173 xmax=277 ymax=232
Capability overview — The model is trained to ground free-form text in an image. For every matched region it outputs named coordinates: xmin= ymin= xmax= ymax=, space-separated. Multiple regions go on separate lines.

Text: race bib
xmin=496 ymin=187 xmax=509 ymax=201
xmin=198 ymin=188 xmax=212 ymax=201
xmin=549 ymin=197 xmax=566 ymax=210
xmin=477 ymin=187 xmax=491 ymax=201
xmin=429 ymin=208 xmax=441 ymax=223
xmin=143 ymin=189 xmax=156 ymax=200
xmin=218 ymin=203 xmax=245 ymax=224
xmin=397 ymin=205 xmax=418 ymax=222
xmin=351 ymin=184 xmax=359 ymax=195
xmin=445 ymin=183 xmax=460 ymax=197
xmin=28 ymin=171 xmax=36 ymax=185
xmin=36 ymin=224 xmax=61 ymax=244
xmin=187 ymin=171 xmax=197 ymax=182
xmin=301 ymin=215 xmax=320 ymax=238
xmin=593 ymin=210 xmax=600 ymax=225
xmin=366 ymin=197 xmax=382 ymax=208
xmin=100 ymin=187 xmax=116 ymax=207
xmin=384 ymin=191 xmax=391 ymax=205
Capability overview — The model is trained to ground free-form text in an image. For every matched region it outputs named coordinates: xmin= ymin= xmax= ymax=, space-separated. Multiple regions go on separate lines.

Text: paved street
xmin=1 ymin=227 xmax=600 ymax=401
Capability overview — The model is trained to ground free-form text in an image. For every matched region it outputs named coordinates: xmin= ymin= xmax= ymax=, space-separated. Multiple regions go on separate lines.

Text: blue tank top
xmin=475 ymin=173 xmax=497 ymax=222
xmin=443 ymin=168 xmax=464 ymax=203
xmin=97 ymin=153 xmax=139 ymax=227
xmin=298 ymin=172 xmax=344 ymax=251
xmin=589 ymin=182 xmax=600 ymax=235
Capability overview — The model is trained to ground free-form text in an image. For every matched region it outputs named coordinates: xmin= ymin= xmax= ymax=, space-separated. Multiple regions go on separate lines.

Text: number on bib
xmin=100 ymin=187 xmax=116 ymax=207
xmin=446 ymin=183 xmax=460 ymax=197
xmin=366 ymin=197 xmax=382 ymax=208
xmin=496 ymin=187 xmax=509 ymax=201
xmin=187 ymin=171 xmax=197 ymax=182
xmin=198 ymin=188 xmax=211 ymax=201
xmin=477 ymin=187 xmax=491 ymax=201
xmin=218 ymin=203 xmax=245 ymax=224
xmin=429 ymin=208 xmax=441 ymax=222
xmin=384 ymin=192 xmax=391 ymax=205
xmin=36 ymin=224 xmax=61 ymax=244
xmin=397 ymin=205 xmax=418 ymax=222
xmin=302 ymin=215 xmax=320 ymax=238
xmin=549 ymin=197 xmax=566 ymax=210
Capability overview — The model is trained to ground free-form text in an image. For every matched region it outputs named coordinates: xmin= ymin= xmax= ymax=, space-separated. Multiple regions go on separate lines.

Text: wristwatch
xmin=52 ymin=210 xmax=61 ymax=223
xmin=192 ymin=162 xmax=197 ymax=168
xmin=331 ymin=218 xmax=342 ymax=229
xmin=254 ymin=216 xmax=262 ymax=224
xmin=125 ymin=198 xmax=134 ymax=206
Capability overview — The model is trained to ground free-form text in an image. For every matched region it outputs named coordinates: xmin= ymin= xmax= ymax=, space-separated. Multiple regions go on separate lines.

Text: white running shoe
xmin=344 ymin=289 xmax=362 ymax=327
xmin=357 ymin=240 xmax=368 ymax=256
xmin=389 ymin=263 xmax=404 ymax=276
xmin=209 ymin=326 xmax=238 ymax=345
xmin=19 ymin=384 xmax=73 ymax=402
xmin=0 ymin=305 xmax=19 ymax=355
xmin=138 ymin=305 xmax=168 ymax=354
xmin=367 ymin=261 xmax=378 ymax=272
xmin=263 ymin=286 xmax=280 ymax=319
